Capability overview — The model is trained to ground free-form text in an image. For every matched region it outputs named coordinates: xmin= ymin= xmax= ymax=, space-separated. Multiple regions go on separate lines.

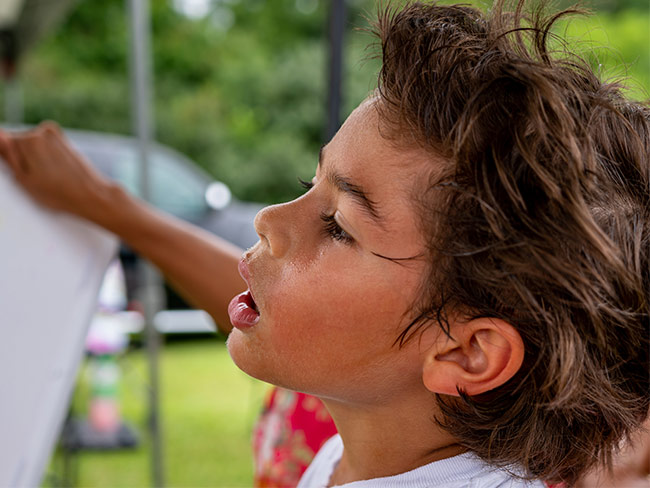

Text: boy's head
xmin=371 ymin=0 xmax=650 ymax=484
xmin=227 ymin=0 xmax=648 ymax=485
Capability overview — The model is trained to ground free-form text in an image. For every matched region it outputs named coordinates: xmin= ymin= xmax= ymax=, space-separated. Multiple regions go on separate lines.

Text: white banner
xmin=0 ymin=164 xmax=118 ymax=487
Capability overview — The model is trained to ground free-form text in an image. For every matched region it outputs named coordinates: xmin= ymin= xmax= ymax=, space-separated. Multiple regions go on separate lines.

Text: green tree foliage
xmin=9 ymin=0 xmax=649 ymax=204
xmin=560 ymin=10 xmax=650 ymax=99
xmin=17 ymin=0 xmax=379 ymax=203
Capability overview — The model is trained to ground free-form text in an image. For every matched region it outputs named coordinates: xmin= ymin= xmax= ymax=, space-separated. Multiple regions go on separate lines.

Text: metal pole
xmin=127 ymin=1 xmax=164 ymax=486
xmin=325 ymin=0 xmax=346 ymax=142
xmin=1 ymin=30 xmax=22 ymax=124
xmin=4 ymin=74 xmax=22 ymax=124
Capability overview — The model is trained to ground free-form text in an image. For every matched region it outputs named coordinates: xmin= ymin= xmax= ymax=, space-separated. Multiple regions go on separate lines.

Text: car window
xmin=80 ymin=141 xmax=209 ymax=220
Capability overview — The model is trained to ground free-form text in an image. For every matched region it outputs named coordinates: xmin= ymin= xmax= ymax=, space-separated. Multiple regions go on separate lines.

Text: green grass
xmin=46 ymin=338 xmax=270 ymax=487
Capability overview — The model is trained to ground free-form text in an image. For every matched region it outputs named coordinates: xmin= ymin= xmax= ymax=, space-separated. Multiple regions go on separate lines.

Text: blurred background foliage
xmin=4 ymin=0 xmax=649 ymax=205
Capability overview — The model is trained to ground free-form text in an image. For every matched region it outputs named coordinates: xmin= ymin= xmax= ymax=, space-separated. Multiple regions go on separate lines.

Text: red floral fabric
xmin=253 ymin=387 xmax=337 ymax=487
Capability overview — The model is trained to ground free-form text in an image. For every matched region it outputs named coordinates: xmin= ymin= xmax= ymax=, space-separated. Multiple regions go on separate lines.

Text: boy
xmin=1 ymin=1 xmax=648 ymax=486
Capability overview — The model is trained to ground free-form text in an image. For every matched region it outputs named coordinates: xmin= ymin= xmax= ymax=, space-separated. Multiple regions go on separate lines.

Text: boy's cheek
xmin=266 ymin=281 xmax=392 ymax=339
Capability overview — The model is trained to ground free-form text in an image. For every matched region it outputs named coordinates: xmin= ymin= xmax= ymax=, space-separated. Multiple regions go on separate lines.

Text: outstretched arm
xmin=0 ymin=123 xmax=246 ymax=333
xmin=94 ymin=184 xmax=244 ymax=333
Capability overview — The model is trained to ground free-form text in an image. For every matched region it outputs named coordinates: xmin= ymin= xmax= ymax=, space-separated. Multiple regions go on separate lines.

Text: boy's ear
xmin=422 ymin=318 xmax=524 ymax=396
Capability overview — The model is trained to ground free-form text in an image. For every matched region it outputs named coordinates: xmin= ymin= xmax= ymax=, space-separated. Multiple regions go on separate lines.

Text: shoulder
xmin=337 ymin=453 xmax=547 ymax=488
xmin=298 ymin=440 xmax=547 ymax=488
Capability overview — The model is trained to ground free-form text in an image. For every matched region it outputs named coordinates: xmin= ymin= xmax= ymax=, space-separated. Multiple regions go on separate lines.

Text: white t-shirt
xmin=297 ymin=435 xmax=547 ymax=488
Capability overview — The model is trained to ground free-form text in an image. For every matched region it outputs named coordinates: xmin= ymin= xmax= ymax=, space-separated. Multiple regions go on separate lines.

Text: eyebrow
xmin=318 ymin=145 xmax=384 ymax=225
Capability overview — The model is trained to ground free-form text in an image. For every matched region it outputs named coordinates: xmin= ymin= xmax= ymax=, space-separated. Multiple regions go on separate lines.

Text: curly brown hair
xmin=373 ymin=1 xmax=650 ymax=485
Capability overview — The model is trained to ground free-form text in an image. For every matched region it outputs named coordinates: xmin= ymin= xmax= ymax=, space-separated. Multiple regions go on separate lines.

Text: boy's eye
xmin=298 ymin=177 xmax=353 ymax=245
xmin=320 ymin=213 xmax=354 ymax=244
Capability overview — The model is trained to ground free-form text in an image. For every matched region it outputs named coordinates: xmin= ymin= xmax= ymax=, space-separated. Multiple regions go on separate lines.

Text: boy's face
xmin=227 ymin=100 xmax=439 ymax=403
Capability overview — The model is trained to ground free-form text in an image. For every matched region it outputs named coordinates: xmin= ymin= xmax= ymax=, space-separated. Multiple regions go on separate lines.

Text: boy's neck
xmin=323 ymin=396 xmax=465 ymax=486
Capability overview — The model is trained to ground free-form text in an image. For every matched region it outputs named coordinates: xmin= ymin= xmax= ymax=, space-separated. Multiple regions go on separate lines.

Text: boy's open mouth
xmin=248 ymin=290 xmax=259 ymax=312
xmin=228 ymin=289 xmax=260 ymax=329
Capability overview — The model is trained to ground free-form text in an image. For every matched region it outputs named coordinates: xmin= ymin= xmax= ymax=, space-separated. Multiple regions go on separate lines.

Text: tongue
xmin=228 ymin=290 xmax=260 ymax=329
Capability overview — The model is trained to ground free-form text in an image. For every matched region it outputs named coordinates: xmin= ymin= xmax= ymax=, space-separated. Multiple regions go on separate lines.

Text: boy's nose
xmin=253 ymin=203 xmax=291 ymax=258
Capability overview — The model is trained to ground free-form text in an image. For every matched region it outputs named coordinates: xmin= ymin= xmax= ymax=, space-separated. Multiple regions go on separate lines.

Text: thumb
xmin=38 ymin=120 xmax=63 ymax=136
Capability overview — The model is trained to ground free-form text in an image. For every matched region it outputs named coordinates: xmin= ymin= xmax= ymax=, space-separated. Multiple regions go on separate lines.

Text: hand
xmin=0 ymin=122 xmax=115 ymax=221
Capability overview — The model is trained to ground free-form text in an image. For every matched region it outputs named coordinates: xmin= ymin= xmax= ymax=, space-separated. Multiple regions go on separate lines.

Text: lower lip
xmin=228 ymin=290 xmax=260 ymax=330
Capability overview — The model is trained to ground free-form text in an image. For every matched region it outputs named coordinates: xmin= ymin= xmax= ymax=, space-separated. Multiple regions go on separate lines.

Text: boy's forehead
xmin=318 ymin=101 xmax=439 ymax=256
xmin=324 ymin=100 xmax=441 ymax=188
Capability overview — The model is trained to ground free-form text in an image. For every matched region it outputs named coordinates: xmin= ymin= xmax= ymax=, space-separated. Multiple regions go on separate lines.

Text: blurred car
xmin=3 ymin=126 xmax=263 ymax=309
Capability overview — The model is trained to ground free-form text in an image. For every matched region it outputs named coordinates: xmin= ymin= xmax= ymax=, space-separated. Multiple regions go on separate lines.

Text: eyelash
xmin=298 ymin=177 xmax=314 ymax=191
xmin=297 ymin=177 xmax=354 ymax=245
xmin=320 ymin=213 xmax=354 ymax=244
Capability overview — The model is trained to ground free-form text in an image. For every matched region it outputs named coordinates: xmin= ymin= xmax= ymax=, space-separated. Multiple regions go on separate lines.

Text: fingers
xmin=0 ymin=130 xmax=23 ymax=176
xmin=0 ymin=125 xmax=58 ymax=182
xmin=12 ymin=137 xmax=32 ymax=175
xmin=1 ymin=121 xmax=86 ymax=186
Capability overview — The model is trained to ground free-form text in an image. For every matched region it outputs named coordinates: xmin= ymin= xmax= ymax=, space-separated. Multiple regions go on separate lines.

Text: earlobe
xmin=422 ymin=318 xmax=524 ymax=397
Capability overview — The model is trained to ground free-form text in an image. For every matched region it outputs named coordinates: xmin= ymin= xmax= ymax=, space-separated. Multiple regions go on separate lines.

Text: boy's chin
xmin=225 ymin=329 xmax=285 ymax=386
xmin=226 ymin=330 xmax=322 ymax=394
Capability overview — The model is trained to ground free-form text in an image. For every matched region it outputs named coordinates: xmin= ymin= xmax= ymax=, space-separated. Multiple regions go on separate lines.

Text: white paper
xmin=0 ymin=164 xmax=118 ymax=487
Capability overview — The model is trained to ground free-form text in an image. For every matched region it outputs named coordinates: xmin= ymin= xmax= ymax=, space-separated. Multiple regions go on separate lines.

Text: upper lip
xmin=238 ymin=257 xmax=251 ymax=284
xmin=238 ymin=256 xmax=257 ymax=303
